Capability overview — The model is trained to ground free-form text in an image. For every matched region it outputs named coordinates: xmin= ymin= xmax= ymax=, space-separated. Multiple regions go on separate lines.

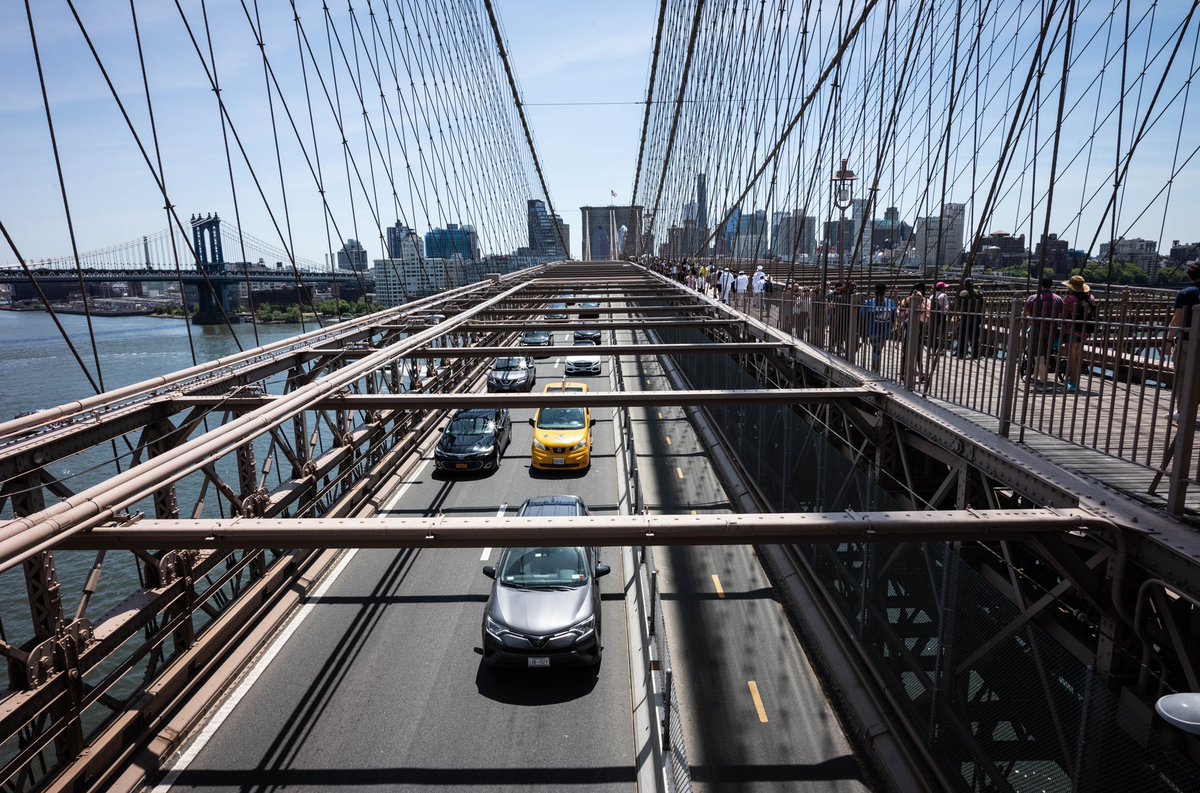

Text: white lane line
xmin=482 ymin=502 xmax=507 ymax=560
xmin=156 ymin=459 xmax=430 ymax=791
xmin=554 ymin=358 xmax=561 ymax=369
xmin=152 ymin=548 xmax=359 ymax=791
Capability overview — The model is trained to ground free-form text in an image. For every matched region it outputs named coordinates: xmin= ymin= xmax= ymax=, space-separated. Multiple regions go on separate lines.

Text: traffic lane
xmin=166 ymin=543 xmax=632 ymax=792
xmin=625 ymin=356 xmax=866 ymax=792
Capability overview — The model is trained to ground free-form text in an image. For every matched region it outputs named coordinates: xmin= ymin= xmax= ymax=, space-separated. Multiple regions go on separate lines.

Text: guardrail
xmin=696 ymin=285 xmax=1199 ymax=516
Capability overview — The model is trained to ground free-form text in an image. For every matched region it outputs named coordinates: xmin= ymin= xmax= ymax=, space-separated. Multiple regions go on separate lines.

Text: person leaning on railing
xmin=1164 ymin=261 xmax=1200 ymax=363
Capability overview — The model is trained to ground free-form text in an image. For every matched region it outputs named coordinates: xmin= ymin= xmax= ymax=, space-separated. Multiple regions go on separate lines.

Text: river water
xmin=0 ymin=311 xmax=312 ymax=647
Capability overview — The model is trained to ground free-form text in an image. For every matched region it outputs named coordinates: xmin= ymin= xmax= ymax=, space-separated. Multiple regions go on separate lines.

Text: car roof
xmin=543 ymin=382 xmax=589 ymax=393
xmin=451 ymin=408 xmax=497 ymax=419
xmin=517 ymin=495 xmax=588 ymax=516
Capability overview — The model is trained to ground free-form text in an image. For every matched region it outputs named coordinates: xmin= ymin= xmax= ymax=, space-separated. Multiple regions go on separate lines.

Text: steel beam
xmin=307 ymin=342 xmax=790 ymax=358
xmin=169 ymin=387 xmax=872 ymax=410
xmin=380 ymin=319 xmax=743 ymax=331
xmin=53 ymin=508 xmax=1098 ymax=550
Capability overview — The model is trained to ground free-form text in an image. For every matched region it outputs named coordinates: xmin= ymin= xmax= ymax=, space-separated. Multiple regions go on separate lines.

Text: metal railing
xmin=702 ymin=285 xmax=1199 ymax=516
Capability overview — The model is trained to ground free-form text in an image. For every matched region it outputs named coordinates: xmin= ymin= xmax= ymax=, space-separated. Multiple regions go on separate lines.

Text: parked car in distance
xmin=565 ymin=341 xmax=602 ymax=376
xmin=487 ymin=356 xmax=536 ymax=392
xmin=520 ymin=330 xmax=553 ymax=357
xmin=529 ymin=402 xmax=593 ymax=470
xmin=434 ymin=408 xmax=512 ymax=472
xmin=557 ymin=292 xmax=576 ymax=306
xmin=577 ymin=301 xmax=601 ymax=319
xmin=545 ymin=303 xmax=569 ymax=321
xmin=573 ymin=325 xmax=601 ymax=344
xmin=481 ymin=496 xmax=609 ymax=668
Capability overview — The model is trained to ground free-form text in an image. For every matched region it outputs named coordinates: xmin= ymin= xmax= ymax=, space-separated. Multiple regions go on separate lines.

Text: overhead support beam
xmin=307 ymin=342 xmax=792 ymax=359
xmin=171 ymin=387 xmax=874 ymax=410
xmin=380 ymin=320 xmax=744 ymax=332
xmin=55 ymin=508 xmax=1098 ymax=550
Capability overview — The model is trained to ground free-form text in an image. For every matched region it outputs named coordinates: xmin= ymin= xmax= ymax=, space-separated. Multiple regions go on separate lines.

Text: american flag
xmin=610 ymin=190 xmax=617 ymax=198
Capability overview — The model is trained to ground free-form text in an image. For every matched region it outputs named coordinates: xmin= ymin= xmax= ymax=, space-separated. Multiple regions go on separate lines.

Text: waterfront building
xmin=1099 ymin=237 xmax=1161 ymax=274
xmin=526 ymin=200 xmax=569 ymax=258
xmin=913 ymin=202 xmax=965 ymax=270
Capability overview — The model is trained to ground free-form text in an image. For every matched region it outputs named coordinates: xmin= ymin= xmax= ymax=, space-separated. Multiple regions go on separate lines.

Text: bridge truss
xmin=0 ymin=262 xmax=1197 ymax=791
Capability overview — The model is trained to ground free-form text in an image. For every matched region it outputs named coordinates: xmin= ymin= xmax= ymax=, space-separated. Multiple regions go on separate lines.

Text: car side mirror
xmin=590 ymin=418 xmax=596 ymax=427
xmin=482 ymin=565 xmax=496 ymax=579
xmin=595 ymin=564 xmax=611 ymax=578
xmin=527 ymin=418 xmax=535 ymax=427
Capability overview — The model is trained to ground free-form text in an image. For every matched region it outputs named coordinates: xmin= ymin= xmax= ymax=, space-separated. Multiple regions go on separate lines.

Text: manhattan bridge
xmin=1 ymin=1 xmax=1199 ymax=792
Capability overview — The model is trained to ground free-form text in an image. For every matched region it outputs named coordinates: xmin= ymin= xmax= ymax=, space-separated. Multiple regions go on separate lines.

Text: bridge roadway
xmin=153 ymin=322 xmax=866 ymax=791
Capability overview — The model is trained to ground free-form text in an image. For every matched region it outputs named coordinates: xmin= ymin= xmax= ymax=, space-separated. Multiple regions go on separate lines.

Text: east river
xmin=0 ymin=311 xmax=313 ymax=647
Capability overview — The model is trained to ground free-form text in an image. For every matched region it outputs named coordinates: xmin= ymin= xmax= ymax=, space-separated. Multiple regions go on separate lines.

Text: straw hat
xmin=1063 ymin=274 xmax=1090 ymax=293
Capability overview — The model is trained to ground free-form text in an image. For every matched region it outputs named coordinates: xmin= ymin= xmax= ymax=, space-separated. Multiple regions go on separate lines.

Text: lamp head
xmin=1157 ymin=693 xmax=1200 ymax=735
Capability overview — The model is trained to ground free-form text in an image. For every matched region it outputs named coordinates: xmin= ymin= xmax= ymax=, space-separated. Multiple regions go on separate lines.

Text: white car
xmin=564 ymin=341 xmax=602 ymax=376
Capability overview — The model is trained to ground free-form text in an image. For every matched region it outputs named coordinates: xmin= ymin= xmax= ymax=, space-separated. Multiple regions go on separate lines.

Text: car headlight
xmin=485 ymin=615 xmax=510 ymax=640
xmin=569 ymin=439 xmax=587 ymax=451
xmin=474 ymin=444 xmax=494 ymax=455
xmin=532 ymin=439 xmax=548 ymax=451
xmin=568 ymin=615 xmax=595 ymax=638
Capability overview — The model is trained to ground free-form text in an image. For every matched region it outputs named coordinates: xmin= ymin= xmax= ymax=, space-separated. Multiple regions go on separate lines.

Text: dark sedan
xmin=578 ymin=301 xmax=601 ymax=319
xmin=519 ymin=330 xmax=554 ymax=357
xmin=545 ymin=303 xmax=569 ymax=320
xmin=481 ymin=496 xmax=610 ymax=668
xmin=487 ymin=356 xmax=536 ymax=392
xmin=573 ymin=325 xmax=601 ymax=344
xmin=434 ymin=408 xmax=512 ymax=472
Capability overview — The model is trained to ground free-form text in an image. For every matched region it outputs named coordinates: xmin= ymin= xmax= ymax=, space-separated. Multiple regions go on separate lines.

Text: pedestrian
xmin=751 ymin=265 xmax=766 ymax=309
xmin=719 ymin=267 xmax=735 ymax=303
xmin=735 ymin=270 xmax=750 ymax=309
xmin=860 ymin=282 xmax=896 ymax=372
xmin=794 ymin=286 xmax=812 ymax=341
xmin=897 ymin=282 xmax=929 ymax=383
xmin=1165 ymin=261 xmax=1200 ymax=423
xmin=929 ymin=282 xmax=952 ymax=356
xmin=1024 ymin=275 xmax=1065 ymax=389
xmin=1060 ymin=274 xmax=1098 ymax=393
xmin=956 ymin=277 xmax=984 ymax=359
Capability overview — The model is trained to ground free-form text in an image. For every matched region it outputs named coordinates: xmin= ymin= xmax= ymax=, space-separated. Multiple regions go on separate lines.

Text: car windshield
xmin=494 ymin=358 xmax=524 ymax=371
xmin=537 ymin=407 xmax=586 ymax=430
xmin=447 ymin=415 xmax=494 ymax=435
xmin=522 ymin=332 xmax=548 ymax=342
xmin=499 ymin=547 xmax=587 ymax=588
xmin=573 ymin=340 xmax=596 ymax=347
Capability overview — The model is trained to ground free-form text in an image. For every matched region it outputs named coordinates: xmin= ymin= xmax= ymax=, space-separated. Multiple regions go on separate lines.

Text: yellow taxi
xmin=530 ymin=383 xmax=593 ymax=470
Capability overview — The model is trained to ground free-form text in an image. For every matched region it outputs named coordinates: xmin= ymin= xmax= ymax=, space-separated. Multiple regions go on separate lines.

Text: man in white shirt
xmin=751 ymin=265 xmax=766 ymax=309
xmin=734 ymin=270 xmax=750 ymax=309
xmin=719 ymin=268 xmax=735 ymax=303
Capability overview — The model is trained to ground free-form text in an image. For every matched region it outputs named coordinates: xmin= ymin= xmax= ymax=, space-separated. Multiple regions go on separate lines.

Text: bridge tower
xmin=189 ymin=213 xmax=238 ymax=325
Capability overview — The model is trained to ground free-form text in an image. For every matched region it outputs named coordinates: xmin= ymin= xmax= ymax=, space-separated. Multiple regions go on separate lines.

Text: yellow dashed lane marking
xmin=676 ymin=467 xmax=685 ymax=480
xmin=665 ymin=435 xmax=672 ymax=446
xmin=711 ymin=574 xmax=725 ymax=598
xmin=748 ymin=681 xmax=769 ymax=723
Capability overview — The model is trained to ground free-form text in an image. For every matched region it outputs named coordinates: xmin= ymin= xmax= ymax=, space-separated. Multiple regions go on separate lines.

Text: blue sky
xmin=1 ymin=2 xmax=1196 ymax=267
xmin=0 ymin=0 xmax=657 ymax=264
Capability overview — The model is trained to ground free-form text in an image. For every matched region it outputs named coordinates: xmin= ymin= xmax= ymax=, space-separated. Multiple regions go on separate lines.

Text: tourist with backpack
xmin=956 ymin=278 xmax=985 ymax=359
xmin=1061 ymin=275 xmax=1098 ymax=393
xmin=1024 ymin=276 xmax=1065 ymax=390
xmin=860 ymin=282 xmax=896 ymax=372
xmin=898 ymin=282 xmax=930 ymax=383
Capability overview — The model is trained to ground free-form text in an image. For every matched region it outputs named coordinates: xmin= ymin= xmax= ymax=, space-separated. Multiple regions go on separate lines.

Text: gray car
xmin=480 ymin=496 xmax=610 ymax=668
xmin=486 ymin=356 xmax=536 ymax=392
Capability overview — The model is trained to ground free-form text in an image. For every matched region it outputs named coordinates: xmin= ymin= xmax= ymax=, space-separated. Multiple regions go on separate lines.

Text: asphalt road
xmin=160 ymin=341 xmax=636 ymax=792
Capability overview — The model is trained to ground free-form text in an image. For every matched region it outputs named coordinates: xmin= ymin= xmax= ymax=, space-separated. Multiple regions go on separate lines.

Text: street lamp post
xmin=830 ymin=159 xmax=857 ymax=288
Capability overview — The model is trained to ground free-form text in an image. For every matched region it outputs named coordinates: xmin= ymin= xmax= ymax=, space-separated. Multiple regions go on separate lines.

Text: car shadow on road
xmin=474 ymin=660 xmax=599 ymax=705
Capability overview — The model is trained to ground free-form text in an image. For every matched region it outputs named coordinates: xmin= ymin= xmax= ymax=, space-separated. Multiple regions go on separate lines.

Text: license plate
xmin=455 ymin=463 xmax=468 ymax=469
xmin=553 ymin=458 xmax=565 ymax=466
xmin=528 ymin=657 xmax=550 ymax=668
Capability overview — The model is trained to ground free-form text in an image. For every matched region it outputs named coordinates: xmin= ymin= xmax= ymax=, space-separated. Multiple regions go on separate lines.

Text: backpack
xmin=1076 ymin=295 xmax=1098 ymax=334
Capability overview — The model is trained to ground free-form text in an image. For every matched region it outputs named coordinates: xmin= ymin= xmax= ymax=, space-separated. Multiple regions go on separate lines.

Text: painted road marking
xmin=482 ymin=503 xmax=507 ymax=560
xmin=712 ymin=574 xmax=725 ymax=599
xmin=554 ymin=358 xmax=561 ymax=369
xmin=690 ymin=510 xmax=697 ymax=515
xmin=748 ymin=681 xmax=769 ymax=723
xmin=665 ymin=435 xmax=672 ymax=446
xmin=657 ymin=411 xmax=663 ymax=419
xmin=676 ymin=467 xmax=685 ymax=480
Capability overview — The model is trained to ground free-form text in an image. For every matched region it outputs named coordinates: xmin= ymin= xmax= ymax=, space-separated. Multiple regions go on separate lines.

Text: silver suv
xmin=480 ymin=496 xmax=610 ymax=668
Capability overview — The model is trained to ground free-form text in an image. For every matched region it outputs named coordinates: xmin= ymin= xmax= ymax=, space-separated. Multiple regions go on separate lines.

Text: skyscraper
xmin=526 ymin=199 xmax=569 ymax=258
xmin=337 ymin=239 xmax=368 ymax=271
xmin=913 ymin=203 xmax=965 ymax=270
xmin=424 ymin=223 xmax=479 ymax=261
xmin=696 ymin=173 xmax=708 ymax=235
